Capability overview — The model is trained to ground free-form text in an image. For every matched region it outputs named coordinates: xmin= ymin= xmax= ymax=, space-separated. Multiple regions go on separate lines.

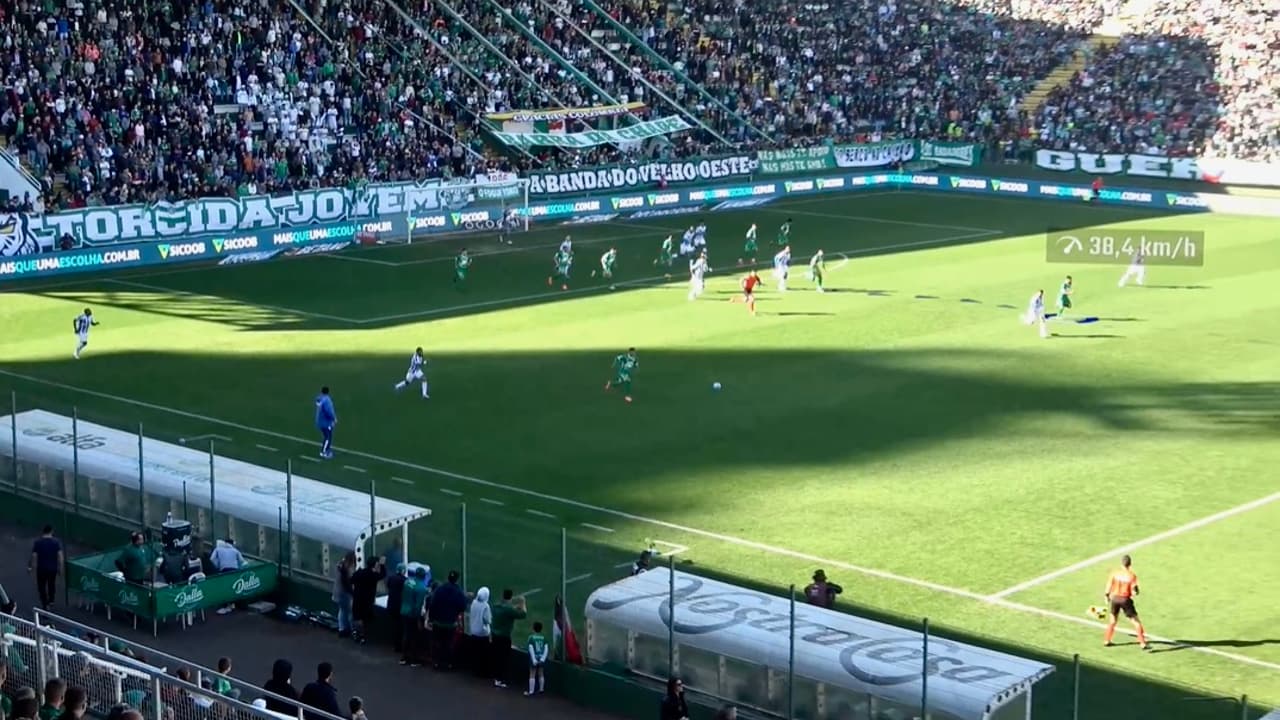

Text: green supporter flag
xmin=491 ymin=116 xmax=692 ymax=149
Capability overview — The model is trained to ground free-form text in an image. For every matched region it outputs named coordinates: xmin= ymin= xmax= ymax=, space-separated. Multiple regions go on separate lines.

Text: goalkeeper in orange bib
xmin=1103 ymin=554 xmax=1149 ymax=650
xmin=732 ymin=270 xmax=762 ymax=315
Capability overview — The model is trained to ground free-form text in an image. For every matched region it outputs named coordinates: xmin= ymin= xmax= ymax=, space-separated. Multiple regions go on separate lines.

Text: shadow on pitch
xmin=1148 ymin=637 xmax=1280 ymax=654
xmin=1051 ymin=333 xmax=1125 ymax=339
xmin=1144 ymin=285 xmax=1212 ymax=290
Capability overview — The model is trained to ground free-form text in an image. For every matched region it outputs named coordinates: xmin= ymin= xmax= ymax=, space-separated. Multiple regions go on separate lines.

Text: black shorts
xmin=1110 ymin=597 xmax=1137 ymax=619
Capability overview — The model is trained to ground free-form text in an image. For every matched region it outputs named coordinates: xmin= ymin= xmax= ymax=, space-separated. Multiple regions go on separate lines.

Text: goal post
xmin=403 ymin=177 xmax=531 ymax=245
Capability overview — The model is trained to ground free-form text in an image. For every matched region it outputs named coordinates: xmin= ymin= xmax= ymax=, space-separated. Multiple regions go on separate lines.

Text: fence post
xmin=788 ymin=585 xmax=796 ymax=720
xmin=369 ymin=478 xmax=377 ymax=563
xmin=1071 ymin=653 xmax=1080 ymax=720
xmin=278 ymin=507 xmax=285 ymax=570
xmin=9 ymin=391 xmax=17 ymax=492
xmin=34 ymin=622 xmax=49 ymax=693
xmin=667 ymin=553 xmax=676 ymax=677
xmin=208 ymin=440 xmax=217 ymax=541
xmin=286 ymin=461 xmax=294 ymax=578
xmin=151 ymin=674 xmax=163 ymax=720
xmin=460 ymin=502 xmax=468 ymax=591
xmin=1241 ymin=694 xmax=1249 ymax=720
xmin=137 ymin=423 xmax=146 ymax=530
xmin=921 ymin=618 xmax=929 ymax=720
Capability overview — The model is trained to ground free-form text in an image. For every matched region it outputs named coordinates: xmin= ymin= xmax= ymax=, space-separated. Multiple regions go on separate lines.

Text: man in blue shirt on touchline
xmin=315 ymin=387 xmax=337 ymax=459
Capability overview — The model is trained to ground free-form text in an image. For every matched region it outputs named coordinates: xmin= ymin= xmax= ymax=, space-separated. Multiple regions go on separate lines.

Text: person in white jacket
xmin=468 ymin=587 xmax=493 ymax=678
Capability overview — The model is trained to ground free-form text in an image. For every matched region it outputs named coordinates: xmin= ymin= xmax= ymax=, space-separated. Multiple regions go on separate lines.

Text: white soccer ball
xmin=712 ymin=382 xmax=722 ymax=391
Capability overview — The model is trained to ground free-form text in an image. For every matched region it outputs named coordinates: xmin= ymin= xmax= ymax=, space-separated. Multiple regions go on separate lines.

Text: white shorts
xmin=405 ymin=369 xmax=424 ymax=382
xmin=77 ymin=332 xmax=89 ymax=343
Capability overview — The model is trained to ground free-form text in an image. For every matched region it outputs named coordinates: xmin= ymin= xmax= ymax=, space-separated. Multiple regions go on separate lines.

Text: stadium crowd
xmin=0 ymin=0 xmax=1276 ymax=211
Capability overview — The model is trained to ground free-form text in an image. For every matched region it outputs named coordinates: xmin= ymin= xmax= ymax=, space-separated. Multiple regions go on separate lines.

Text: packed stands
xmin=1031 ymin=0 xmax=1279 ymax=161
xmin=1 ymin=0 xmax=1276 ymax=211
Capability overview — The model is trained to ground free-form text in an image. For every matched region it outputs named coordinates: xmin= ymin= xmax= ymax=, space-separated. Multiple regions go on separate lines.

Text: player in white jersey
xmin=1023 ymin=290 xmax=1048 ymax=338
xmin=394 ymin=347 xmax=430 ymax=398
xmin=72 ymin=308 xmax=99 ymax=359
xmin=559 ymin=235 xmax=573 ymax=256
xmin=498 ymin=208 xmax=521 ymax=245
xmin=693 ymin=222 xmax=707 ymax=251
xmin=773 ymin=246 xmax=792 ymax=292
xmin=687 ymin=252 xmax=710 ymax=301
xmin=1119 ymin=250 xmax=1145 ymax=287
xmin=679 ymin=227 xmax=695 ymax=257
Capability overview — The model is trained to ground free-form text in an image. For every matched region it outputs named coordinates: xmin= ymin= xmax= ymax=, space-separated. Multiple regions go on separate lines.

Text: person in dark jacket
xmin=385 ymin=564 xmax=407 ymax=652
xmin=299 ymin=662 xmax=342 ymax=720
xmin=262 ymin=659 xmax=300 ymax=715
xmin=350 ymin=557 xmax=386 ymax=644
xmin=660 ymin=677 xmax=689 ymax=720
xmin=426 ymin=570 xmax=468 ymax=670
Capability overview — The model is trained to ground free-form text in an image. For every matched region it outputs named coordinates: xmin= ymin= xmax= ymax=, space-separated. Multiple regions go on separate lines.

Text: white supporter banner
xmin=586 ymin=569 xmax=1054 ymax=720
xmin=0 ymin=410 xmax=430 ymax=550
xmin=1035 ymin=149 xmax=1280 ymax=187
xmin=530 ymin=155 xmax=758 ymax=195
xmin=833 ymin=141 xmax=917 ymax=168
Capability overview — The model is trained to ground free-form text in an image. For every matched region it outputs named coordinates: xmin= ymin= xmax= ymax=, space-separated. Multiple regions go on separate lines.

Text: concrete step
xmin=1018 ymin=35 xmax=1120 ymax=115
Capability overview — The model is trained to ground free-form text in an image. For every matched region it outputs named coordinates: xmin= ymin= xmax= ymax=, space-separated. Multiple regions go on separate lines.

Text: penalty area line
xmin=989 ymin=489 xmax=1280 ymax=600
xmin=2 ymin=367 xmax=1274 ymax=673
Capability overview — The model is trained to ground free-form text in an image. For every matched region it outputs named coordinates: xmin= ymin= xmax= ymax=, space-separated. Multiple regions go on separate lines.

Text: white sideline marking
xmin=566 ymin=573 xmax=594 ymax=584
xmin=526 ymin=509 xmax=557 ymax=519
xmin=6 ymin=369 xmax=1275 ymax=672
xmin=479 ymin=497 xmax=505 ymax=506
xmin=255 ymin=444 xmax=279 ymax=452
xmin=391 ymin=476 xmax=414 ymax=486
xmin=297 ymin=455 xmax=321 ymax=463
xmin=105 ymin=279 xmax=363 ymax=323
xmin=179 ymin=434 xmax=231 ymax=444
xmin=757 ymin=205 xmax=1001 ymax=235
xmin=439 ymin=488 xmax=463 ymax=497
xmin=581 ymin=523 xmax=615 ymax=533
xmin=990 ymin=490 xmax=1280 ymax=599
xmin=342 ymin=465 xmax=367 ymax=473
xmin=520 ymin=588 xmax=543 ymax=597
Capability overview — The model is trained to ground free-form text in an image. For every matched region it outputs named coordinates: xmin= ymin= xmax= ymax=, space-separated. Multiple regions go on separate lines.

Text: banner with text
xmin=529 ymin=155 xmax=758 ymax=195
xmin=1035 ymin=149 xmax=1280 ymax=187
xmin=757 ymin=141 xmax=981 ymax=176
xmin=486 ymin=102 xmax=645 ymax=124
xmin=491 ymin=116 xmax=692 ymax=149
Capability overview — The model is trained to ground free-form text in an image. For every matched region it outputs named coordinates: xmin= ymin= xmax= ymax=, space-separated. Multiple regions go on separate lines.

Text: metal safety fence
xmin=0 ymin=610 xmax=345 ymax=720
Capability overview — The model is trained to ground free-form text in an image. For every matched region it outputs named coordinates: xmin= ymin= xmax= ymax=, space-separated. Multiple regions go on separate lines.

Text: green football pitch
xmin=2 ymin=190 xmax=1278 ymax=719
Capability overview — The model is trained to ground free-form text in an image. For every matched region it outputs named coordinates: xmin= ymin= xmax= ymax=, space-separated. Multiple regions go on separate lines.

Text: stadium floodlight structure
xmin=402 ymin=175 xmax=532 ymax=245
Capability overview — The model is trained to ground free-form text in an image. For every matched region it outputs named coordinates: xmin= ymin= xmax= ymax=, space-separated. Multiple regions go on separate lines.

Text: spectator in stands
xmin=398 ymin=567 xmax=430 ymax=668
xmin=117 ymin=533 xmax=149 ymax=584
xmin=383 ymin=539 xmax=404 ymax=574
xmin=660 ymin=678 xmax=688 ymax=720
xmin=160 ymin=670 xmax=195 ymax=720
xmin=263 ymin=659 xmax=300 ymax=714
xmin=59 ymin=687 xmax=87 ymax=720
xmin=385 ymin=565 xmax=407 ymax=653
xmin=467 ymin=587 xmax=493 ymax=678
xmin=348 ymin=696 xmax=367 ymax=720
xmin=489 ymin=589 xmax=527 ymax=688
xmin=37 ymin=679 xmax=64 ymax=720
xmin=427 ymin=571 xmax=468 ymax=671
xmin=715 ymin=707 xmax=738 ymax=720
xmin=350 ymin=557 xmax=386 ymax=645
xmin=300 ymin=663 xmax=342 ymax=720
xmin=333 ymin=553 xmax=357 ymax=639
xmin=804 ymin=570 xmax=843 ymax=609
xmin=28 ymin=525 xmax=64 ymax=610
xmin=213 ymin=657 xmax=240 ymax=700
xmin=209 ymin=539 xmax=245 ymax=615
xmin=0 ymin=660 xmax=10 ymax=718
xmin=10 ymin=696 xmax=38 ymax=720
xmin=631 ymin=550 xmax=653 ymax=576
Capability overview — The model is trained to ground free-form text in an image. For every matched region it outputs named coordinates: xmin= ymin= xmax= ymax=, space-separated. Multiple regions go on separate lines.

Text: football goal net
xmin=401 ymin=177 xmax=531 ymax=244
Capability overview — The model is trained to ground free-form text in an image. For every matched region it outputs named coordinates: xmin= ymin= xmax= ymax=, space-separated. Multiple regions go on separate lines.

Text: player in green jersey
xmin=741 ymin=223 xmax=758 ymax=264
xmin=453 ymin=249 xmax=471 ymax=287
xmin=808 ymin=249 xmax=825 ymax=292
xmin=654 ymin=234 xmax=674 ymax=277
xmin=776 ymin=219 xmax=792 ymax=247
xmin=605 ymin=347 xmax=638 ymax=403
xmin=593 ymin=247 xmax=618 ymax=281
xmin=547 ymin=248 xmax=572 ymax=290
xmin=1056 ymin=275 xmax=1073 ymax=317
